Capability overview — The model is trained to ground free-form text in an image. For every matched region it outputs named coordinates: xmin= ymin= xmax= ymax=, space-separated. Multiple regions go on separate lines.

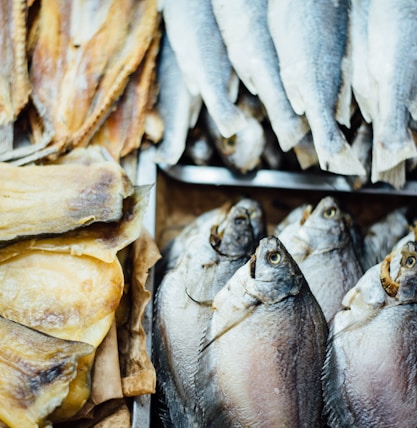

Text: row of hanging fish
xmin=153 ymin=196 xmax=417 ymax=427
xmin=155 ymin=0 xmax=417 ymax=189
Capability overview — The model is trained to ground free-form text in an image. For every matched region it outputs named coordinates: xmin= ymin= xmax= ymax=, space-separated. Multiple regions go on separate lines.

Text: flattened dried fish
xmin=196 ymin=236 xmax=328 ymax=427
xmin=0 ymin=160 xmax=133 ymax=243
xmin=323 ymin=241 xmax=417 ymax=427
xmin=268 ymin=0 xmax=365 ymax=176
xmin=161 ymin=0 xmax=246 ymax=138
xmin=0 ymin=0 xmax=31 ymax=154
xmin=154 ymin=200 xmax=265 ymax=427
xmin=211 ymin=0 xmax=310 ymax=152
xmin=0 ymin=316 xmax=93 ymax=428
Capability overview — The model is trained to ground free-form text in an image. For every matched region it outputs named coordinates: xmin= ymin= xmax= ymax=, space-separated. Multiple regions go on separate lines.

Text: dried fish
xmin=196 ymin=236 xmax=328 ymax=427
xmin=268 ymin=0 xmax=365 ymax=176
xmin=154 ymin=199 xmax=265 ymax=427
xmin=0 ymin=316 xmax=93 ymax=428
xmin=323 ymin=241 xmax=417 ymax=427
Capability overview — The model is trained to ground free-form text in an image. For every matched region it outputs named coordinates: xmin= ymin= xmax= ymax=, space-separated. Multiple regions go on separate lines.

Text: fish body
xmin=268 ymin=0 xmax=365 ymax=176
xmin=196 ymin=236 xmax=328 ymax=427
xmin=323 ymin=242 xmax=417 ymax=427
xmin=211 ymin=0 xmax=310 ymax=151
xmin=368 ymin=0 xmax=417 ymax=177
xmin=278 ymin=197 xmax=364 ymax=322
xmin=154 ymin=200 xmax=265 ymax=427
xmin=155 ymin=33 xmax=202 ymax=165
xmin=162 ymin=0 xmax=246 ymax=138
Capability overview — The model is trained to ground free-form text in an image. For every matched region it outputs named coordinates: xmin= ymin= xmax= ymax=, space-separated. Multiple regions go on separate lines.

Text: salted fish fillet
xmin=154 ymin=33 xmax=202 ymax=165
xmin=268 ymin=0 xmax=365 ymax=176
xmin=367 ymin=0 xmax=417 ymax=180
xmin=29 ymin=0 xmax=159 ymax=155
xmin=0 ymin=316 xmax=93 ymax=428
xmin=0 ymin=0 xmax=31 ymax=154
xmin=211 ymin=0 xmax=309 ymax=152
xmin=161 ymin=0 xmax=246 ymax=138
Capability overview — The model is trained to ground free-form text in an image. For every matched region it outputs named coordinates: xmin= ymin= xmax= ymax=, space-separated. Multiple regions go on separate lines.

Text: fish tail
xmin=293 ymin=133 xmax=318 ymax=170
xmin=205 ymin=101 xmax=247 ymax=139
xmin=372 ymin=128 xmax=417 ymax=173
xmin=371 ymin=160 xmax=406 ymax=190
xmin=312 ymin=126 xmax=366 ymax=176
xmin=273 ymin=115 xmax=311 ymax=153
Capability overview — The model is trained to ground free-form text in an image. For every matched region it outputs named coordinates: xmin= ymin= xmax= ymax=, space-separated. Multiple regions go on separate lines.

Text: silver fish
xmin=196 ymin=236 xmax=328 ymax=427
xmin=268 ymin=0 xmax=365 ymax=176
xmin=161 ymin=0 xmax=246 ymax=139
xmin=154 ymin=33 xmax=202 ymax=165
xmin=211 ymin=0 xmax=310 ymax=152
xmin=323 ymin=241 xmax=417 ymax=427
xmin=273 ymin=202 xmax=311 ymax=238
xmin=184 ymin=130 xmax=214 ymax=166
xmin=368 ymin=0 xmax=417 ymax=179
xmin=154 ymin=200 xmax=265 ymax=427
xmin=362 ymin=207 xmax=410 ymax=271
xmin=278 ymin=196 xmax=364 ymax=322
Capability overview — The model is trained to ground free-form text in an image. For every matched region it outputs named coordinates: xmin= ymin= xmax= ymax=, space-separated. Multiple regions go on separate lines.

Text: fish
xmin=367 ymin=0 xmax=417 ymax=181
xmin=153 ymin=199 xmax=265 ymax=427
xmin=322 ymin=241 xmax=417 ymax=427
xmin=161 ymin=0 xmax=247 ymax=139
xmin=273 ymin=202 xmax=311 ymax=239
xmin=277 ymin=196 xmax=364 ymax=322
xmin=154 ymin=32 xmax=202 ymax=165
xmin=211 ymin=0 xmax=310 ymax=152
xmin=362 ymin=207 xmax=410 ymax=271
xmin=268 ymin=0 xmax=365 ymax=176
xmin=0 ymin=316 xmax=94 ymax=428
xmin=195 ymin=236 xmax=328 ymax=427
xmin=184 ymin=129 xmax=214 ymax=166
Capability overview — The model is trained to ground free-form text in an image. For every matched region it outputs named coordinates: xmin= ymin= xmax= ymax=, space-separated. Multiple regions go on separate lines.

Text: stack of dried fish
xmin=153 ymin=197 xmax=416 ymax=426
xmin=0 ymin=0 xmax=162 ymax=166
xmin=0 ymin=147 xmax=159 ymax=427
xmin=156 ymin=0 xmax=417 ymax=189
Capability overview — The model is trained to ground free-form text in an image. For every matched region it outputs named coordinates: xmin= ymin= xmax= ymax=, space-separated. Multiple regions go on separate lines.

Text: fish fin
xmin=228 ymin=70 xmax=241 ymax=103
xmin=371 ymin=161 xmax=406 ymax=190
xmin=293 ymin=133 xmax=318 ymax=170
xmin=335 ymin=56 xmax=352 ymax=128
xmin=372 ymin=129 xmax=417 ymax=173
xmin=314 ymin=130 xmax=366 ymax=176
xmin=275 ymin=115 xmax=311 ymax=153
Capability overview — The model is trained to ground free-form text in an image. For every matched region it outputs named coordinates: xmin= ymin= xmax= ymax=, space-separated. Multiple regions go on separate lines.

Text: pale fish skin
xmin=211 ymin=0 xmax=310 ymax=152
xmin=196 ymin=236 xmax=328 ymax=427
xmin=184 ymin=130 xmax=214 ymax=166
xmin=277 ymin=196 xmax=364 ymax=322
xmin=323 ymin=241 xmax=417 ymax=427
xmin=154 ymin=33 xmax=202 ymax=165
xmin=161 ymin=0 xmax=246 ymax=138
xmin=268 ymin=0 xmax=365 ymax=176
xmin=368 ymin=0 xmax=417 ymax=178
xmin=204 ymin=99 xmax=266 ymax=173
xmin=362 ymin=207 xmax=409 ymax=271
xmin=154 ymin=201 xmax=265 ymax=427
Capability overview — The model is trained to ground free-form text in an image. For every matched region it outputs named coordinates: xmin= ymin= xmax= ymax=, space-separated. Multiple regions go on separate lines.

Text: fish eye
xmin=222 ymin=136 xmax=237 ymax=154
xmin=234 ymin=215 xmax=248 ymax=227
xmin=323 ymin=207 xmax=337 ymax=219
xmin=268 ymin=251 xmax=281 ymax=265
xmin=405 ymin=256 xmax=416 ymax=268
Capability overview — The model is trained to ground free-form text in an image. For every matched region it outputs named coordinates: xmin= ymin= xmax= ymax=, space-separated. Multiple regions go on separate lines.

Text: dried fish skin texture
xmin=0 ymin=316 xmax=93 ymax=428
xmin=29 ymin=0 xmax=159 ymax=152
xmin=0 ymin=160 xmax=133 ymax=243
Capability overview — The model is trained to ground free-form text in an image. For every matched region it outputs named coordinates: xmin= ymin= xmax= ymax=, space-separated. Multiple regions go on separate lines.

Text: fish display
xmin=195 ymin=236 xmax=328 ymax=427
xmin=323 ymin=241 xmax=417 ymax=427
xmin=153 ymin=199 xmax=265 ymax=427
xmin=276 ymin=196 xmax=364 ymax=322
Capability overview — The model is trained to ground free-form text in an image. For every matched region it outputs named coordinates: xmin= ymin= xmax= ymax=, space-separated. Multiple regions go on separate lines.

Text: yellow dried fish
xmin=0 ymin=160 xmax=133 ymax=243
xmin=0 ymin=186 xmax=150 ymax=420
xmin=0 ymin=0 xmax=31 ymax=153
xmin=29 ymin=0 xmax=159 ymax=159
xmin=0 ymin=316 xmax=93 ymax=428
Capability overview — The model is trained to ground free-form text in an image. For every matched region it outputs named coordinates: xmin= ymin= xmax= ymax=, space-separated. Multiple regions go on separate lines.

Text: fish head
xmin=234 ymin=198 xmax=266 ymax=242
xmin=210 ymin=205 xmax=257 ymax=259
xmin=245 ymin=236 xmax=306 ymax=305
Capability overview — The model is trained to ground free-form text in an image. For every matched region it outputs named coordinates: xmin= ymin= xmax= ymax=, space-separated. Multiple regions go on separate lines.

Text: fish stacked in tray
xmin=156 ymin=0 xmax=417 ymax=190
xmin=153 ymin=197 xmax=417 ymax=427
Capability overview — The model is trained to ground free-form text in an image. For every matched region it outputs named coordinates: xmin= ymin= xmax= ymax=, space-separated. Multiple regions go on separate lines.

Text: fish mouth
xmin=249 ymin=254 xmax=256 ymax=278
xmin=380 ymin=253 xmax=399 ymax=297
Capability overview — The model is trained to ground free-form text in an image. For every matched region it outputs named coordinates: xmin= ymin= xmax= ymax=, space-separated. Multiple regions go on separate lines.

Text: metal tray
xmin=159 ymin=163 xmax=417 ymax=196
